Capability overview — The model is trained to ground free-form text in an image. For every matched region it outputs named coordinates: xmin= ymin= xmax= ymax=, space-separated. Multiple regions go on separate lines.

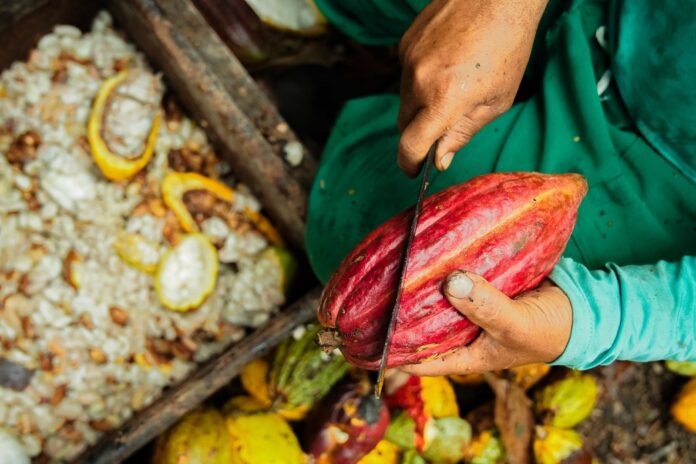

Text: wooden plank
xmin=108 ymin=0 xmax=310 ymax=249
xmin=0 ymin=0 xmax=100 ymax=71
xmin=74 ymin=286 xmax=321 ymax=464
xmin=154 ymin=0 xmax=317 ymax=191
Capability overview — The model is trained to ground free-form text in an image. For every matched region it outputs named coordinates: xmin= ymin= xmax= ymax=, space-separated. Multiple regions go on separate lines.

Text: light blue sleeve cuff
xmin=547 ymin=256 xmax=696 ymax=370
xmin=547 ymin=258 xmax=602 ymax=368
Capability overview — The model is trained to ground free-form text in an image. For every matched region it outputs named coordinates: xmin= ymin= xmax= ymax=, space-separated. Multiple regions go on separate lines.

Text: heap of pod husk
xmin=668 ymin=361 xmax=696 ymax=433
xmin=532 ymin=372 xmax=598 ymax=464
xmin=153 ymin=316 xmax=696 ymax=463
xmin=153 ymin=324 xmax=347 ymax=464
xmin=152 ymin=318 xmax=606 ymax=464
xmin=239 ymin=324 xmax=349 ymax=420
xmin=152 ymin=354 xmax=696 ymax=463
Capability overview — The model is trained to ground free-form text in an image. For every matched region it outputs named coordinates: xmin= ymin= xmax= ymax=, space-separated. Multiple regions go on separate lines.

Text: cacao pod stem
xmin=317 ymin=329 xmax=343 ymax=350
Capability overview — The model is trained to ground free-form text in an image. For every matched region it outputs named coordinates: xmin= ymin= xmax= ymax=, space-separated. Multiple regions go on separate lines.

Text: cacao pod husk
xmin=385 ymin=375 xmax=458 ymax=451
xmin=533 ymin=426 xmax=592 ymax=464
xmin=671 ymin=377 xmax=696 ymax=432
xmin=421 ymin=417 xmax=472 ymax=463
xmin=305 ymin=380 xmax=390 ymax=464
xmin=318 ymin=172 xmax=587 ymax=368
xmin=401 ymin=450 xmax=428 ymax=464
xmin=225 ymin=409 xmax=305 ymax=464
xmin=153 ymin=408 xmax=232 ymax=464
xmin=534 ymin=371 xmax=598 ymax=429
xmin=507 ymin=363 xmax=552 ymax=390
xmin=192 ymin=0 xmax=269 ymax=64
xmin=385 ymin=411 xmax=471 ymax=463
xmin=269 ymin=323 xmax=349 ymax=420
xmin=464 ymin=429 xmax=506 ymax=464
xmin=665 ymin=360 xmax=696 ymax=377
xmin=356 ymin=439 xmax=401 ymax=464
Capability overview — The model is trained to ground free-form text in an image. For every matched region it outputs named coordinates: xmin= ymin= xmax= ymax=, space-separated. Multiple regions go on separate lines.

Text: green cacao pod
xmin=269 ymin=323 xmax=349 ymax=420
xmin=535 ymin=371 xmax=598 ymax=429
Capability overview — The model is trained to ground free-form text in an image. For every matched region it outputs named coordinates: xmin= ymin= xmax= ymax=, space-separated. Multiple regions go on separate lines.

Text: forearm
xmin=549 ymin=256 xmax=696 ymax=369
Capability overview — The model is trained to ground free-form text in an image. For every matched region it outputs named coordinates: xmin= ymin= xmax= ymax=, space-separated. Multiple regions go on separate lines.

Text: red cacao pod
xmin=318 ymin=172 xmax=587 ymax=369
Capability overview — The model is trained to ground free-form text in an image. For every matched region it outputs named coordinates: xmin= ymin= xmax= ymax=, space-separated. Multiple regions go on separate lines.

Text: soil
xmin=578 ymin=362 xmax=696 ymax=463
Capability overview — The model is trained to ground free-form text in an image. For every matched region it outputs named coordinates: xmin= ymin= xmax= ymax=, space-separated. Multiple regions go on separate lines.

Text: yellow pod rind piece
xmin=277 ymin=403 xmax=311 ymax=421
xmin=87 ymin=70 xmax=160 ymax=181
xmin=509 ymin=363 xmax=551 ymax=390
xmin=162 ymin=171 xmax=235 ymax=233
xmin=113 ymin=231 xmax=160 ymax=274
xmin=161 ymin=171 xmax=284 ymax=245
xmin=357 ymin=439 xmax=401 ymax=464
xmin=222 ymin=396 xmax=269 ymax=415
xmin=535 ymin=371 xmax=598 ymax=429
xmin=240 ymin=359 xmax=273 ymax=408
xmin=259 ymin=246 xmax=297 ymax=295
xmin=152 ymin=408 xmax=232 ymax=464
xmin=671 ymin=377 xmax=696 ymax=432
xmin=225 ymin=411 xmax=306 ymax=464
xmin=155 ymin=233 xmax=219 ymax=312
xmin=666 ymin=360 xmax=696 ymax=377
xmin=421 ymin=376 xmax=459 ymax=418
xmin=449 ymin=373 xmax=485 ymax=386
xmin=533 ymin=426 xmax=584 ymax=464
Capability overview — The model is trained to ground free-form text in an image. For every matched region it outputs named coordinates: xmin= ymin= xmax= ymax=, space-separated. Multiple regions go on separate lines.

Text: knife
xmin=374 ymin=141 xmax=437 ymax=398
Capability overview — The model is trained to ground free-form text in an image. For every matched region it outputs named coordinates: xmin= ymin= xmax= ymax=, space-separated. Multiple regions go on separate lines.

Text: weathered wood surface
xmin=108 ymin=0 xmax=312 ymax=250
xmin=154 ymin=0 xmax=317 ymax=190
xmin=0 ymin=0 xmax=100 ymax=70
xmin=74 ymin=286 xmax=321 ymax=464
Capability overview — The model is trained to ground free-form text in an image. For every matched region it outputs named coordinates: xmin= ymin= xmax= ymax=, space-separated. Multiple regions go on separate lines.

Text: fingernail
xmin=445 ymin=271 xmax=473 ymax=299
xmin=440 ymin=152 xmax=455 ymax=170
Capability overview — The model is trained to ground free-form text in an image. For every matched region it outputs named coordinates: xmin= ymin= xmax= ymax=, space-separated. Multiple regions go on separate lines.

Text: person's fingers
xmin=398 ymin=107 xmax=451 ymax=176
xmin=383 ymin=369 xmax=410 ymax=394
xmin=398 ymin=276 xmax=572 ymax=377
xmin=396 ymin=104 xmax=416 ymax=134
xmin=443 ymin=270 xmax=529 ymax=341
xmin=396 ymin=74 xmax=419 ymax=133
xmin=514 ymin=282 xmax=574 ymax=361
xmin=399 ymin=331 xmax=522 ymax=376
xmin=435 ymin=105 xmax=501 ymax=169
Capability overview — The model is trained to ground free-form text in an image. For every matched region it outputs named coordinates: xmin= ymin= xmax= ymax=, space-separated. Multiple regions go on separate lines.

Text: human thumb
xmin=443 ymin=270 xmax=522 ymax=338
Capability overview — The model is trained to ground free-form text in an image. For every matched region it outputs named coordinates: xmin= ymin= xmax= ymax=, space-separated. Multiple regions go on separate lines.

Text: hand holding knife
xmin=374 ymin=141 xmax=437 ymax=397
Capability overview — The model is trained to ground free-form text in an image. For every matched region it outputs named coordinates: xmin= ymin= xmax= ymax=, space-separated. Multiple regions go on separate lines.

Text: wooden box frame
xmin=0 ymin=1 xmax=321 ymax=462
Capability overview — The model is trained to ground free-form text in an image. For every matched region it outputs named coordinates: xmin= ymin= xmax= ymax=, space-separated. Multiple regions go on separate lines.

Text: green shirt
xmin=611 ymin=0 xmax=696 ymax=179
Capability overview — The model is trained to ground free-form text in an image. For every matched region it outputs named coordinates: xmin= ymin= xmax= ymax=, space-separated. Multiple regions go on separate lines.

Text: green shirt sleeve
xmin=548 ymin=256 xmax=696 ymax=369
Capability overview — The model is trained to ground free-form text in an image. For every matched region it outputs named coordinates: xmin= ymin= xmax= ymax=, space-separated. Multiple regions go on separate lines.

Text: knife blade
xmin=374 ymin=141 xmax=437 ymax=398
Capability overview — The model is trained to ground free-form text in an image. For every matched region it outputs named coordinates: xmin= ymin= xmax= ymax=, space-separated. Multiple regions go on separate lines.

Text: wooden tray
xmin=0 ymin=1 xmax=321 ymax=462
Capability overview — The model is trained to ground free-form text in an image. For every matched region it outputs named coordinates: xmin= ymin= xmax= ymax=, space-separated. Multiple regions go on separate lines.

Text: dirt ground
xmin=578 ymin=363 xmax=696 ymax=463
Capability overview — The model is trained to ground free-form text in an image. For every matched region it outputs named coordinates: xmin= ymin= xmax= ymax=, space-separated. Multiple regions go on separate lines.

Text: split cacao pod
xmin=318 ymin=172 xmax=588 ymax=368
xmin=305 ymin=380 xmax=390 ymax=464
